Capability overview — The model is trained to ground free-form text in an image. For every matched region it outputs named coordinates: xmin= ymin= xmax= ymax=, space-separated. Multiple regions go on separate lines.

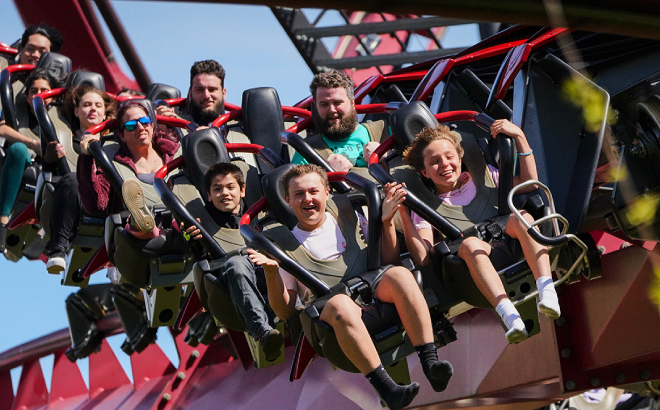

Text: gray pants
xmin=214 ymin=254 xmax=273 ymax=340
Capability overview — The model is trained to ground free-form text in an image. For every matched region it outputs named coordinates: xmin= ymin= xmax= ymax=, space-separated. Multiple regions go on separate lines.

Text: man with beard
xmin=292 ymin=70 xmax=387 ymax=172
xmin=156 ymin=60 xmax=226 ymax=126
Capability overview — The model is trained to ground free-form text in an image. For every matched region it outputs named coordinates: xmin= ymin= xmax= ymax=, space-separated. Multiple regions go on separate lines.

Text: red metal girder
xmin=226 ymin=329 xmax=253 ymax=371
xmin=174 ymin=291 xmax=204 ymax=331
xmin=13 ymin=0 xmax=138 ymax=93
xmin=7 ymin=200 xmax=38 ymax=230
xmin=130 ymin=341 xmax=176 ymax=391
xmin=411 ymin=58 xmax=454 ymax=101
xmin=80 ymin=244 xmax=112 ymax=279
xmin=88 ymin=339 xmax=131 ymax=399
xmin=11 ymin=360 xmax=47 ymax=410
xmin=49 ymin=349 xmax=87 ymax=403
xmin=554 ymin=241 xmax=660 ymax=392
xmin=290 ymin=336 xmax=318 ymax=381
xmin=0 ymin=371 xmax=13 ymax=410
xmin=494 ymin=44 xmax=532 ymax=101
xmin=354 ymin=74 xmax=383 ymax=104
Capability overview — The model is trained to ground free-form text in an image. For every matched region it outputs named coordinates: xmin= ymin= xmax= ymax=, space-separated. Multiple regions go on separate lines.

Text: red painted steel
xmin=12 ymin=360 xmax=48 ymax=410
xmin=35 ymin=87 xmax=66 ymax=100
xmin=368 ymin=135 xmax=395 ymax=165
xmin=291 ymin=336 xmax=318 ymax=381
xmin=49 ymin=349 xmax=87 ymax=403
xmin=130 ymin=342 xmax=176 ymax=391
xmin=0 ymin=44 xmax=18 ymax=55
xmin=411 ymin=58 xmax=454 ymax=101
xmin=435 ymin=110 xmax=479 ymax=122
xmin=174 ymin=291 xmax=204 ymax=331
xmin=0 ymin=371 xmax=13 ymax=410
xmin=210 ymin=109 xmax=242 ymax=128
xmin=80 ymin=245 xmax=112 ymax=279
xmin=7 ymin=200 xmax=37 ymax=229
xmin=3 ymin=64 xmax=34 ymax=74
xmin=88 ymin=339 xmax=131 ymax=399
xmin=154 ymin=156 xmax=184 ymax=180
xmin=226 ymin=329 xmax=254 ymax=371
xmin=354 ymin=75 xmax=383 ymax=104
xmin=240 ymin=197 xmax=267 ymax=227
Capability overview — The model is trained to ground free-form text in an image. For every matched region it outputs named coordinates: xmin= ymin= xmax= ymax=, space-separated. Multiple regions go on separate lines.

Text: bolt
xmin=191 ymin=350 xmax=200 ymax=358
xmin=162 ymin=393 xmax=172 ymax=401
xmin=177 ymin=372 xmax=186 ymax=380
xmin=566 ymin=381 xmax=576 ymax=390
xmin=219 ymin=327 xmax=225 ymax=334
xmin=561 ymin=348 xmax=571 ymax=358
xmin=591 ymin=377 xmax=601 ymax=387
xmin=641 ymin=370 xmax=651 ymax=380
xmin=556 ymin=317 xmax=566 ymax=326
xmin=616 ymin=374 xmax=626 ymax=383
xmin=597 ymin=245 xmax=606 ymax=255
xmin=151 ymin=259 xmax=157 ymax=265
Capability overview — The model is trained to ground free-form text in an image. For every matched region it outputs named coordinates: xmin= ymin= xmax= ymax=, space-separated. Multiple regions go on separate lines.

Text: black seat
xmin=146 ymin=83 xmax=181 ymax=101
xmin=241 ymin=87 xmax=287 ymax=164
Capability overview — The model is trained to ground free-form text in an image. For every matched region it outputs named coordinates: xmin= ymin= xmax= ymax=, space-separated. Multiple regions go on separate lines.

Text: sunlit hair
xmin=281 ymin=164 xmax=329 ymax=196
xmin=204 ymin=162 xmax=245 ymax=194
xmin=403 ymin=124 xmax=464 ymax=172
xmin=116 ymin=99 xmax=156 ymax=132
xmin=310 ymin=70 xmax=354 ymax=102
xmin=190 ymin=60 xmax=225 ymax=88
xmin=64 ymin=85 xmax=115 ymax=132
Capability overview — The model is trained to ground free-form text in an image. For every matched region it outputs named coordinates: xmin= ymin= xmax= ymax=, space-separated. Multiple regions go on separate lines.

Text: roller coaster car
xmin=239 ymin=164 xmax=447 ymax=383
xmin=153 ymin=128 xmax=285 ymax=367
xmin=31 ymin=70 xmax=106 ymax=286
xmin=368 ymin=101 xmax=592 ymax=336
xmin=1 ymin=53 xmax=72 ymax=261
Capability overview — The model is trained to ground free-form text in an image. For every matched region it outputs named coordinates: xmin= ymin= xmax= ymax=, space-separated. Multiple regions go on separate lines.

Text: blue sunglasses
xmin=122 ymin=116 xmax=152 ymax=131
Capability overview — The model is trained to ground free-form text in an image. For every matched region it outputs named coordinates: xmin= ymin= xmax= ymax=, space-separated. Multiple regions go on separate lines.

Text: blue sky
xmin=0 ymin=0 xmax=479 ymax=393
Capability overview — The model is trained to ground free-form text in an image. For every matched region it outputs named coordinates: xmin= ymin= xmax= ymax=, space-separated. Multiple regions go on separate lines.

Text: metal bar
xmin=295 ymin=16 xmax=471 ymax=38
xmin=316 ymin=47 xmax=464 ymax=70
xmin=78 ymin=0 xmax=113 ymax=58
xmin=311 ymin=9 xmax=327 ymax=26
xmin=93 ymin=0 xmax=152 ymax=91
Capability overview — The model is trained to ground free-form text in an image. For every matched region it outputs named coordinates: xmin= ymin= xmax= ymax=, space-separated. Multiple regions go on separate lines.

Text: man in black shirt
xmin=183 ymin=163 xmax=283 ymax=361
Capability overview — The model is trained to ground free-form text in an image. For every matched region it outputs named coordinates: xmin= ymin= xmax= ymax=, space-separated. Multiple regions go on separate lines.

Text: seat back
xmin=181 ymin=127 xmax=232 ymax=199
xmin=36 ymin=52 xmax=72 ymax=79
xmin=241 ymin=87 xmax=287 ymax=165
xmin=66 ymin=71 xmax=105 ymax=91
xmin=146 ymin=83 xmax=181 ymax=102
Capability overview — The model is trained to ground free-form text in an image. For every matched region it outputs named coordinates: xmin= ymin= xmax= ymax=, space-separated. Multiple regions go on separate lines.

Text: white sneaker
xmin=122 ymin=178 xmax=155 ymax=232
xmin=46 ymin=255 xmax=66 ymax=274
xmin=505 ymin=318 xmax=528 ymax=344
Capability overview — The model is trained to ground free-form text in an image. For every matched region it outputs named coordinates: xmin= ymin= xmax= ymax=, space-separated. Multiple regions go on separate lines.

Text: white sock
xmin=495 ymin=299 xmax=521 ymax=330
xmin=536 ymin=276 xmax=561 ymax=319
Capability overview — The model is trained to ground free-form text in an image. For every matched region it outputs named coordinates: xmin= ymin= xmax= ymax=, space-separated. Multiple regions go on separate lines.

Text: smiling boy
xmin=185 ymin=163 xmax=283 ymax=361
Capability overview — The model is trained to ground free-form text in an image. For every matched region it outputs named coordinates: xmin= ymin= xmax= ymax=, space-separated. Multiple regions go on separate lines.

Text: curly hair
xmin=64 ymin=85 xmax=116 ymax=132
xmin=21 ymin=23 xmax=63 ymax=53
xmin=190 ymin=60 xmax=225 ymax=88
xmin=310 ymin=70 xmax=354 ymax=101
xmin=281 ymin=164 xmax=329 ymax=196
xmin=403 ymin=124 xmax=464 ymax=172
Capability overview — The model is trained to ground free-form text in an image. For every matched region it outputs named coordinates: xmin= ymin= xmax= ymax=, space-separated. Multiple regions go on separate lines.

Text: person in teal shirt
xmin=292 ymin=70 xmax=382 ymax=172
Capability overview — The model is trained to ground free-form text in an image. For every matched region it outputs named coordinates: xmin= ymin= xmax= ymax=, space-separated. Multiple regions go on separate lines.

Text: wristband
xmin=518 ymin=149 xmax=533 ymax=156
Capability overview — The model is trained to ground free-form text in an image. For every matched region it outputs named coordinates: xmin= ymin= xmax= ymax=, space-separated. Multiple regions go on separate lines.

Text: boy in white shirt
xmin=248 ymin=164 xmax=452 ymax=410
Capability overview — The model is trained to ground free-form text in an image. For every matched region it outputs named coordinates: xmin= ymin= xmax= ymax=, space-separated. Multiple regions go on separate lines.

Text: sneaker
xmin=47 ymin=252 xmax=67 ymax=274
xmin=505 ymin=318 xmax=528 ymax=344
xmin=22 ymin=236 xmax=46 ymax=260
xmin=122 ymin=178 xmax=154 ymax=232
xmin=260 ymin=329 xmax=284 ymax=362
xmin=0 ymin=223 xmax=7 ymax=253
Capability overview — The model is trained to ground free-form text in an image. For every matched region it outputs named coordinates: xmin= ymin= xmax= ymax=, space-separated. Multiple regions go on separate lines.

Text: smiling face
xmin=74 ymin=92 xmax=106 ymax=132
xmin=27 ymin=78 xmax=51 ymax=111
xmin=285 ymin=172 xmax=330 ymax=231
xmin=207 ymin=173 xmax=245 ymax=214
xmin=190 ymin=73 xmax=225 ymax=123
xmin=421 ymin=139 xmax=463 ymax=194
xmin=313 ymin=86 xmax=358 ymax=140
xmin=119 ymin=106 xmax=154 ymax=153
xmin=20 ymin=34 xmax=51 ymax=65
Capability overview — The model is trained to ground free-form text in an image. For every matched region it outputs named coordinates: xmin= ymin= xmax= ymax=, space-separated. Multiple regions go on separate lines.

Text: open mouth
xmin=302 ymin=204 xmax=317 ymax=213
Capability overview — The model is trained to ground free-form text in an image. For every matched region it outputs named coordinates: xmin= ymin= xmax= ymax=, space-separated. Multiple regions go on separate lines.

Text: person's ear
xmin=421 ymin=168 xmax=429 ymax=179
xmin=240 ymin=184 xmax=246 ymax=198
xmin=207 ymin=191 xmax=212 ymax=203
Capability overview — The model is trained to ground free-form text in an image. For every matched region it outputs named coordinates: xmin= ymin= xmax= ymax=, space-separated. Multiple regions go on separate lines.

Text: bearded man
xmin=292 ymin=70 xmax=387 ymax=172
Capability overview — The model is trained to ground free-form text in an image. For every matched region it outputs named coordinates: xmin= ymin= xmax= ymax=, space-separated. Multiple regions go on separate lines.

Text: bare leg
xmin=506 ymin=211 xmax=551 ymax=281
xmin=458 ymin=237 xmax=508 ymax=307
xmin=0 ymin=216 xmax=8 ymax=225
xmin=374 ymin=266 xmax=433 ymax=346
xmin=319 ymin=294 xmax=380 ymax=375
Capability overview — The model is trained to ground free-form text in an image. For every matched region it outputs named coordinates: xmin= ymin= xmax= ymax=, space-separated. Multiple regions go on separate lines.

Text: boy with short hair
xmin=248 ymin=164 xmax=453 ymax=410
xmin=185 ymin=162 xmax=283 ymax=360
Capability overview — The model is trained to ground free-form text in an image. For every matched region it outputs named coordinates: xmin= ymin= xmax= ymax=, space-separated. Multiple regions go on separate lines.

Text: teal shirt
xmin=292 ymin=124 xmax=371 ymax=167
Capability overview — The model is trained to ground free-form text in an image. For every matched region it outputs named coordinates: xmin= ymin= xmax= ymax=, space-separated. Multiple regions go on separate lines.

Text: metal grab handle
xmin=508 ymin=179 xmax=562 ymax=239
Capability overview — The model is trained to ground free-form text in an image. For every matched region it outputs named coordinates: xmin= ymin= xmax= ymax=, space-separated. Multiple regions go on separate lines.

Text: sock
xmin=495 ymin=299 xmax=520 ymax=330
xmin=366 ymin=364 xmax=419 ymax=410
xmin=415 ymin=343 xmax=453 ymax=392
xmin=536 ymin=276 xmax=561 ymax=319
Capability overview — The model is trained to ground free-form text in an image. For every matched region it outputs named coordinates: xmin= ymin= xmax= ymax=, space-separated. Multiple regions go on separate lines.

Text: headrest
xmin=241 ymin=87 xmax=285 ymax=160
xmin=261 ymin=163 xmax=298 ymax=230
xmin=67 ymin=71 xmax=105 ymax=91
xmin=35 ymin=52 xmax=71 ymax=79
xmin=181 ymin=127 xmax=231 ymax=198
xmin=388 ymin=101 xmax=439 ymax=150
xmin=146 ymin=83 xmax=181 ymax=102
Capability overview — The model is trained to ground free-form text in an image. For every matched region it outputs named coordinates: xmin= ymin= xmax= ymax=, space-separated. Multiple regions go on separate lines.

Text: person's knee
xmin=506 ymin=211 xmax=533 ymax=237
xmin=226 ymin=254 xmax=253 ymax=279
xmin=6 ymin=142 xmax=30 ymax=164
xmin=458 ymin=236 xmax=489 ymax=259
xmin=323 ymin=295 xmax=361 ymax=326
xmin=381 ymin=266 xmax=418 ymax=292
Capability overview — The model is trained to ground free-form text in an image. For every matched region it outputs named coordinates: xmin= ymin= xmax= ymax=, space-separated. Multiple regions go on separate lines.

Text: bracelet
xmin=518 ymin=149 xmax=533 ymax=156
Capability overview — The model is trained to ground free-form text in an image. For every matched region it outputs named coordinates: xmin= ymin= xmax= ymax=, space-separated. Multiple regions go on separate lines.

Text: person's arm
xmin=400 ymin=209 xmax=434 ymax=266
xmin=0 ymin=123 xmax=40 ymax=152
xmin=247 ymin=249 xmax=297 ymax=320
xmin=381 ymin=182 xmax=405 ymax=265
xmin=491 ymin=119 xmax=538 ymax=193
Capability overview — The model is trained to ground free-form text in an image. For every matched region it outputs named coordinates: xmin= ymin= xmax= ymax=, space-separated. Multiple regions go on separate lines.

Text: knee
xmin=506 ymin=211 xmax=533 ymax=237
xmin=381 ymin=266 xmax=418 ymax=291
xmin=458 ymin=236 xmax=489 ymax=259
xmin=225 ymin=255 xmax=252 ymax=278
xmin=323 ymin=295 xmax=360 ymax=325
xmin=6 ymin=142 xmax=30 ymax=163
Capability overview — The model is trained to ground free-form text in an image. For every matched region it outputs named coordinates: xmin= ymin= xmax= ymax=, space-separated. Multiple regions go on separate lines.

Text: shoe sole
xmin=122 ymin=179 xmax=155 ymax=232
xmin=47 ymin=264 xmax=65 ymax=274
xmin=262 ymin=331 xmax=284 ymax=362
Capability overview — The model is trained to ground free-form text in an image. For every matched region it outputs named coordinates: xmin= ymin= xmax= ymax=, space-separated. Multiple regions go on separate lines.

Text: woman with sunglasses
xmin=77 ymin=99 xmax=180 ymax=236
xmin=42 ymin=85 xmax=115 ymax=272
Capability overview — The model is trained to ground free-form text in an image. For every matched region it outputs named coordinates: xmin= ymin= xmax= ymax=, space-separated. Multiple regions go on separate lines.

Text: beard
xmin=191 ymin=98 xmax=225 ymax=124
xmin=313 ymin=108 xmax=358 ymax=141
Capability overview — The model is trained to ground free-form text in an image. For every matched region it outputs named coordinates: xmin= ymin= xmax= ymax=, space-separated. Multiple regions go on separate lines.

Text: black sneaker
xmin=260 ymin=329 xmax=284 ymax=362
xmin=22 ymin=236 xmax=46 ymax=260
xmin=0 ymin=224 xmax=7 ymax=253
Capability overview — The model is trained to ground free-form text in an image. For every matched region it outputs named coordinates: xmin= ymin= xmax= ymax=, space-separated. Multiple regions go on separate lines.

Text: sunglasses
xmin=122 ymin=116 xmax=152 ymax=131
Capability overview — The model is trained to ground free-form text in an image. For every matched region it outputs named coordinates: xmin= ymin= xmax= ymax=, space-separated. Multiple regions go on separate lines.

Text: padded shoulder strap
xmin=304 ymin=134 xmax=332 ymax=160
xmin=363 ymin=120 xmax=388 ymax=143
xmin=48 ymin=107 xmax=77 ymax=172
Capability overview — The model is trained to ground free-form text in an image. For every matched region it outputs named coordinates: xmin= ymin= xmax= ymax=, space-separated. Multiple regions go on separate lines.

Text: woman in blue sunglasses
xmin=77 ymin=98 xmax=180 ymax=237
